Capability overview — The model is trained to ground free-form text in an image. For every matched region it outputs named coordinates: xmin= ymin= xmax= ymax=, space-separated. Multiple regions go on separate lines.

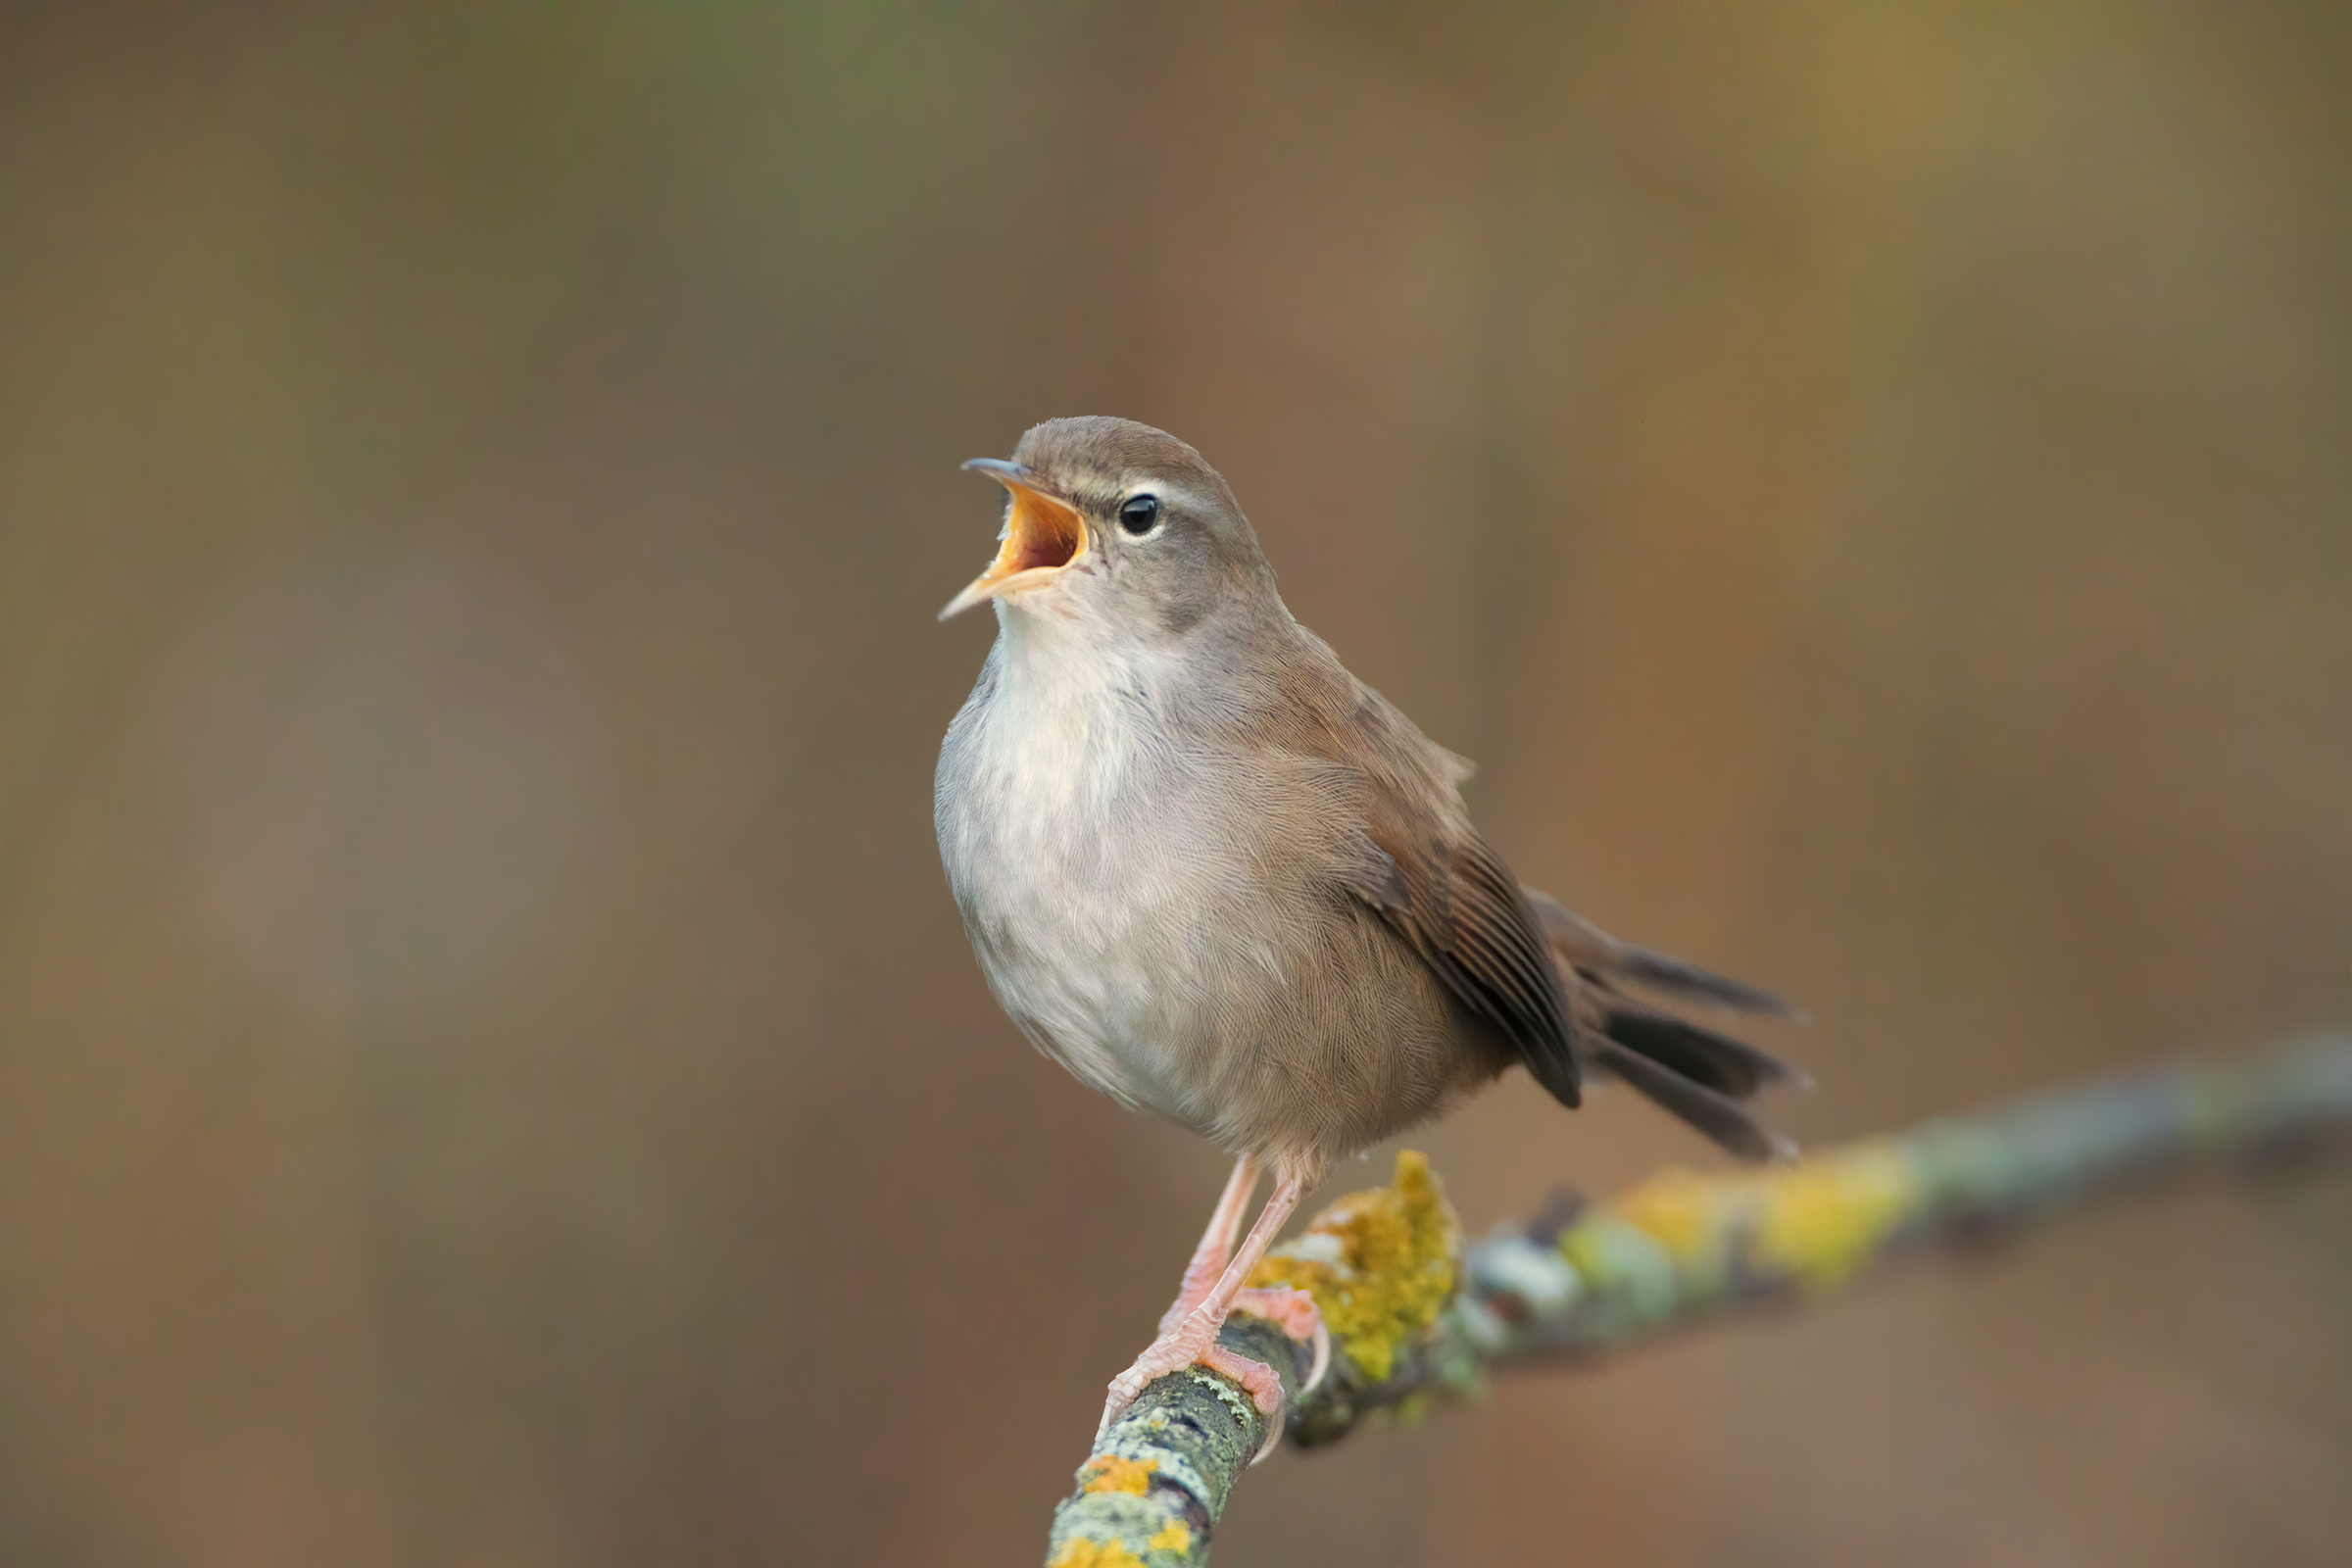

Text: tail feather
xmin=1587 ymin=1040 xmax=1798 ymax=1164
xmin=1612 ymin=947 xmax=1804 ymax=1020
xmin=1526 ymin=890 xmax=1801 ymax=1018
xmin=1524 ymin=886 xmax=1807 ymax=1165
xmin=1596 ymin=1001 xmax=1812 ymax=1100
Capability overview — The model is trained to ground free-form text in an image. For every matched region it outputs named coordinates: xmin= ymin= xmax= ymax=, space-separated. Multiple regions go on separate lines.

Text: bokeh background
xmin=2 ymin=6 xmax=2348 ymax=1565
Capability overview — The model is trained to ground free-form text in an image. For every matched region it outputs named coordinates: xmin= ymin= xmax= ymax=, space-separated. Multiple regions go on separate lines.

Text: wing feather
xmin=1348 ymin=826 xmax=1582 ymax=1106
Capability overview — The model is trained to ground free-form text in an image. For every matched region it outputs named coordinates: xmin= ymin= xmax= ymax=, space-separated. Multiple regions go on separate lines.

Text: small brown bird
xmin=935 ymin=416 xmax=1799 ymax=1451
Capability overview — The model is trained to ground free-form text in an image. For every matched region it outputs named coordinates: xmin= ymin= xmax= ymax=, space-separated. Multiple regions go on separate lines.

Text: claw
xmin=1254 ymin=1403 xmax=1286 ymax=1459
xmin=1302 ymin=1314 xmax=1331 ymax=1395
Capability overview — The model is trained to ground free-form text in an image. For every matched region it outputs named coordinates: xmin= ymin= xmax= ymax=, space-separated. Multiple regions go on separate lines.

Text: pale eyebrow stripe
xmin=1122 ymin=480 xmax=1213 ymax=514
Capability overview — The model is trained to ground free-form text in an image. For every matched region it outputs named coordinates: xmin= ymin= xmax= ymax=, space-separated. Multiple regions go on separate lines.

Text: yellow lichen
xmin=1248 ymin=1150 xmax=1459 ymax=1381
xmin=1051 ymin=1538 xmax=1148 ymax=1568
xmin=1608 ymin=1166 xmax=1736 ymax=1262
xmin=1146 ymin=1520 xmax=1193 ymax=1554
xmin=1078 ymin=1454 xmax=1156 ymax=1495
xmin=1751 ymin=1141 xmax=1919 ymax=1289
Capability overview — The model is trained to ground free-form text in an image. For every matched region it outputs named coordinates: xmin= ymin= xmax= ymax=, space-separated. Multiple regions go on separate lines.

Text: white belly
xmin=935 ymin=622 xmax=1247 ymax=1127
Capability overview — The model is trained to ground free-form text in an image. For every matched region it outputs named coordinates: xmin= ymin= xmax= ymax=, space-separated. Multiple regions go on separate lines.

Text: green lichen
xmin=1556 ymin=1214 xmax=1680 ymax=1328
xmin=1186 ymin=1367 xmax=1255 ymax=1430
xmin=1248 ymin=1150 xmax=1460 ymax=1381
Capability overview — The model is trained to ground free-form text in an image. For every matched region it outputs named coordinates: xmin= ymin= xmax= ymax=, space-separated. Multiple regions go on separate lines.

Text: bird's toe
xmin=1234 ymin=1284 xmax=1329 ymax=1394
xmin=1095 ymin=1305 xmax=1307 ymax=1460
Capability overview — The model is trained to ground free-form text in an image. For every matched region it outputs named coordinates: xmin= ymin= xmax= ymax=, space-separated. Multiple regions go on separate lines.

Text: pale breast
xmin=935 ymin=627 xmax=1221 ymax=1123
xmin=936 ymin=626 xmax=1493 ymax=1161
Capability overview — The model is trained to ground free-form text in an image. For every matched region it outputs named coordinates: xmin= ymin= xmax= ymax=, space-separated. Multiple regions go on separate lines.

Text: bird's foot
xmin=1099 ymin=1287 xmax=1328 ymax=1462
xmin=1234 ymin=1285 xmax=1331 ymax=1397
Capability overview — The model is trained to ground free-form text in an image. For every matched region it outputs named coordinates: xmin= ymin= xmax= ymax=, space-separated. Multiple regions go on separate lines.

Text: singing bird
xmin=935 ymin=416 xmax=1799 ymax=1451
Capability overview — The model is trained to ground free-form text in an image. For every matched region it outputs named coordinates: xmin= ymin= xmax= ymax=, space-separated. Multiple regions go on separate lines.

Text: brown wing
xmin=1286 ymin=671 xmax=1804 ymax=1160
xmin=1284 ymin=676 xmax=1582 ymax=1106
xmin=1348 ymin=824 xmax=1583 ymax=1107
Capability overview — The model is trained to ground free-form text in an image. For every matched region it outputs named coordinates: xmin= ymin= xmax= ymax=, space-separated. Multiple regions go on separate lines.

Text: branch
xmin=1046 ymin=1033 xmax=2352 ymax=1567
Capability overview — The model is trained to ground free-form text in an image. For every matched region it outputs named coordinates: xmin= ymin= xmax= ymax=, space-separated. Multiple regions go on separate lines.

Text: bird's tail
xmin=1524 ymin=889 xmax=1807 ymax=1164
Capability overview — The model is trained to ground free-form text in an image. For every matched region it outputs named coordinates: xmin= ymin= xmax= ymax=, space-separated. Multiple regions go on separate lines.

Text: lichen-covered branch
xmin=1047 ymin=1034 xmax=2352 ymax=1566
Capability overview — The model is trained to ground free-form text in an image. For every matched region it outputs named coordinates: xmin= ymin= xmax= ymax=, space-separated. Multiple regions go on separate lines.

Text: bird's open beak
xmin=939 ymin=459 xmax=1092 ymax=620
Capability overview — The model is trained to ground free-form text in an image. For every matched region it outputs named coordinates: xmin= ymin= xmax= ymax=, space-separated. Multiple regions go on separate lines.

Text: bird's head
xmin=940 ymin=416 xmax=1276 ymax=639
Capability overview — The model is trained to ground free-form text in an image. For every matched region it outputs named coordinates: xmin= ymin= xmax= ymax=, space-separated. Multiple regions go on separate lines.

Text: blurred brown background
xmin=2 ymin=6 xmax=2348 ymax=1565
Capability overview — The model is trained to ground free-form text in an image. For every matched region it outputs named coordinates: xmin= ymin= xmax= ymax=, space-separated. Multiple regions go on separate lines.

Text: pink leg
xmin=1156 ymin=1153 xmax=1261 ymax=1336
xmin=1101 ymin=1165 xmax=1329 ymax=1461
xmin=1153 ymin=1156 xmax=1332 ymax=1413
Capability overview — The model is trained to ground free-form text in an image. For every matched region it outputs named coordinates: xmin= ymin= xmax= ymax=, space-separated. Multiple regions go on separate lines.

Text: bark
xmin=1048 ymin=1034 xmax=2352 ymax=1567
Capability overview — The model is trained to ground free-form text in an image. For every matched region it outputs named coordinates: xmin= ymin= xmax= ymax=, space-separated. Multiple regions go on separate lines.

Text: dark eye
xmin=1118 ymin=494 xmax=1160 ymax=535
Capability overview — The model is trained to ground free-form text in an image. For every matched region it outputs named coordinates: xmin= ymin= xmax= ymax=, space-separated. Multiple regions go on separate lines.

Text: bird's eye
xmin=1118 ymin=494 xmax=1160 ymax=535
